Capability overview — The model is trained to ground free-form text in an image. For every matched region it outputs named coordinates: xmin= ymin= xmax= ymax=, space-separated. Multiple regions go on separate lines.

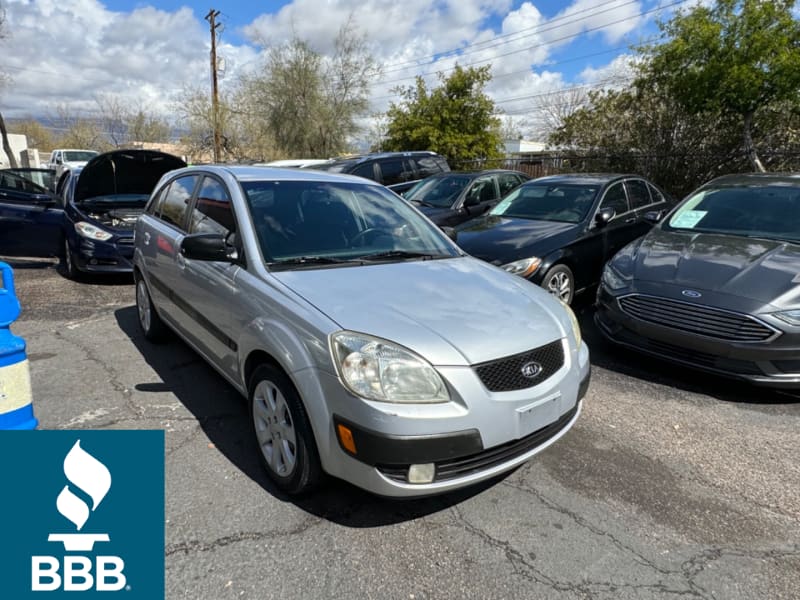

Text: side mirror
xmin=594 ymin=207 xmax=616 ymax=227
xmin=464 ymin=195 xmax=480 ymax=208
xmin=441 ymin=226 xmax=458 ymax=242
xmin=644 ymin=209 xmax=665 ymax=224
xmin=181 ymin=233 xmax=236 ymax=262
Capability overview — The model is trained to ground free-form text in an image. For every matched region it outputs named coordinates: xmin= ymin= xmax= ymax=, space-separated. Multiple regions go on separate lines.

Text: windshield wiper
xmin=357 ymin=250 xmax=448 ymax=261
xmin=409 ymin=199 xmax=437 ymax=208
xmin=269 ymin=256 xmax=357 ymax=267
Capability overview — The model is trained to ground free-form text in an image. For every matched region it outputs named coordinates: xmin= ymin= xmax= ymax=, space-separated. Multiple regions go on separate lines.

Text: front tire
xmin=250 ymin=364 xmax=322 ymax=495
xmin=135 ymin=273 xmax=169 ymax=342
xmin=63 ymin=238 xmax=80 ymax=280
xmin=542 ymin=264 xmax=574 ymax=305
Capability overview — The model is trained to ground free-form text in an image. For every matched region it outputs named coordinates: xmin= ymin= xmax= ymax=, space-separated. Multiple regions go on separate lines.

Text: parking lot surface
xmin=7 ymin=256 xmax=800 ymax=599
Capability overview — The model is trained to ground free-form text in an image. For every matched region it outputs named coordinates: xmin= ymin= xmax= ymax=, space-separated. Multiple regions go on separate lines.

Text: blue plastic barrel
xmin=0 ymin=261 xmax=37 ymax=429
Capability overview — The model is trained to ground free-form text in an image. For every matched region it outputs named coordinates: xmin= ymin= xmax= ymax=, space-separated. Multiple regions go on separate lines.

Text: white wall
xmin=0 ymin=133 xmax=29 ymax=167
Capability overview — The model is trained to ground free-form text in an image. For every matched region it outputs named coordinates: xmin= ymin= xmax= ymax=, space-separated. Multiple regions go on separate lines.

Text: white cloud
xmin=0 ymin=0 xmax=656 ymax=146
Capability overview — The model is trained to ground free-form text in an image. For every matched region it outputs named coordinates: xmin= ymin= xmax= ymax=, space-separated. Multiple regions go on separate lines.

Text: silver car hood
xmin=272 ymin=257 xmax=565 ymax=366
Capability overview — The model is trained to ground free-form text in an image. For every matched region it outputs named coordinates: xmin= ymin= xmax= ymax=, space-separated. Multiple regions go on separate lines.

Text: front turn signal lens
xmin=337 ymin=424 xmax=357 ymax=455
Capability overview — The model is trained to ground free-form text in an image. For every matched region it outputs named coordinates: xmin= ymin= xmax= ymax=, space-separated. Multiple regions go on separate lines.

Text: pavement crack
xmin=165 ymin=519 xmax=322 ymax=557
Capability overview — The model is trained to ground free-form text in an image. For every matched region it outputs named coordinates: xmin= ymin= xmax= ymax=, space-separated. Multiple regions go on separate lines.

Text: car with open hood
xmin=454 ymin=174 xmax=673 ymax=304
xmin=56 ymin=149 xmax=186 ymax=277
xmin=133 ymin=166 xmax=590 ymax=497
xmin=404 ymin=170 xmax=529 ymax=226
xmin=596 ymin=173 xmax=800 ymax=388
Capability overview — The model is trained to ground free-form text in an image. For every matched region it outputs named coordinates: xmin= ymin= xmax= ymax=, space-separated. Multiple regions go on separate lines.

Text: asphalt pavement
xmin=6 ymin=256 xmax=800 ymax=600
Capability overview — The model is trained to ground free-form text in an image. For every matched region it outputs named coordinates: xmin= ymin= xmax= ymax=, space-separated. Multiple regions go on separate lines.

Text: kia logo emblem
xmin=681 ymin=290 xmax=702 ymax=298
xmin=521 ymin=362 xmax=543 ymax=379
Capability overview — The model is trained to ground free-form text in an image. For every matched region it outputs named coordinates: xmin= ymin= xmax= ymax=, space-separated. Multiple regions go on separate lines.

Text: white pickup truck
xmin=47 ymin=148 xmax=99 ymax=180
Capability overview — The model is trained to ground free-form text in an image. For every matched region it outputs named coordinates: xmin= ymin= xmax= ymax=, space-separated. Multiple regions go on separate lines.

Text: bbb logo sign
xmin=0 ymin=430 xmax=164 ymax=599
xmin=33 ymin=440 xmax=126 ymax=591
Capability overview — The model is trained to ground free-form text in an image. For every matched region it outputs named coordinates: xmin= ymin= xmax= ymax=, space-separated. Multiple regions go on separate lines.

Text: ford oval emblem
xmin=681 ymin=290 xmax=702 ymax=298
xmin=521 ymin=361 xmax=543 ymax=379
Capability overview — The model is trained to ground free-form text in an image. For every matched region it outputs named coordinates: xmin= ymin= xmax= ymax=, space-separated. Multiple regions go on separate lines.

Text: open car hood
xmin=74 ymin=150 xmax=186 ymax=203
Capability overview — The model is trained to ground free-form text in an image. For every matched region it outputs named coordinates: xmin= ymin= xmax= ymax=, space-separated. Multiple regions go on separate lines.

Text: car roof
xmin=527 ymin=173 xmax=638 ymax=185
xmin=173 ymin=164 xmax=385 ymax=185
xmin=702 ymin=173 xmax=800 ymax=187
xmin=425 ymin=169 xmax=525 ymax=177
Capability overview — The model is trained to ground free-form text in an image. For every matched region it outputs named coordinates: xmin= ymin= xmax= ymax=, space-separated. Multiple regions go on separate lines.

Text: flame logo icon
xmin=56 ymin=440 xmax=111 ymax=530
xmin=48 ymin=440 xmax=113 ymax=551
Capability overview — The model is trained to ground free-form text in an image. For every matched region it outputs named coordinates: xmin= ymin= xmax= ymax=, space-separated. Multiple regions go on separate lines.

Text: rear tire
xmin=541 ymin=264 xmax=574 ymax=305
xmin=135 ymin=273 xmax=169 ymax=342
xmin=249 ymin=364 xmax=322 ymax=495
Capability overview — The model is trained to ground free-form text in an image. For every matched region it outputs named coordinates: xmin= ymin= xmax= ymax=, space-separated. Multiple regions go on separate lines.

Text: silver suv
xmin=133 ymin=166 xmax=590 ymax=497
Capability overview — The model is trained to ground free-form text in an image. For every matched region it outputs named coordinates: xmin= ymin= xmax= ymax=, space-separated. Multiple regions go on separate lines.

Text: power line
xmin=375 ymin=0 xmax=684 ymax=88
xmin=380 ymin=0 xmax=645 ymax=74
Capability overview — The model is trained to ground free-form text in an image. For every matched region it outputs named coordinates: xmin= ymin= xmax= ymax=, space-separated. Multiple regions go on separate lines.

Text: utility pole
xmin=205 ymin=9 xmax=222 ymax=163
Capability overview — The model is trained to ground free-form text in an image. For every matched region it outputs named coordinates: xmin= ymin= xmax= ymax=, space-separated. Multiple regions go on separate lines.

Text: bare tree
xmin=528 ymin=86 xmax=590 ymax=141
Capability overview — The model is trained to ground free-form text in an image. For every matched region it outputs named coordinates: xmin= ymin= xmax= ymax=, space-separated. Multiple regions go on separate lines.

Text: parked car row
xmin=2 ymin=151 xmax=799 ymax=496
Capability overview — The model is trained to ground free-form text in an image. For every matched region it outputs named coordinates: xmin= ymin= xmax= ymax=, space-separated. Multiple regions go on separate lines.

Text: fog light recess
xmin=408 ymin=463 xmax=435 ymax=484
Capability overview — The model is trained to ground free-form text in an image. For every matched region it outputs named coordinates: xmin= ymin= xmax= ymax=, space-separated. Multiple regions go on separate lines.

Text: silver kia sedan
xmin=133 ymin=166 xmax=590 ymax=497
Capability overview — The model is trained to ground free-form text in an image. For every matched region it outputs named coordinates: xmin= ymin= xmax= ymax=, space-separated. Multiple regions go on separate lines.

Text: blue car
xmin=0 ymin=150 xmax=185 ymax=279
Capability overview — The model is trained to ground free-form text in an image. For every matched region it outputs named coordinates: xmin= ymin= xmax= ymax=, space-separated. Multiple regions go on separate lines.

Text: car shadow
xmin=574 ymin=302 xmax=800 ymax=409
xmin=114 ymin=305 xmax=502 ymax=527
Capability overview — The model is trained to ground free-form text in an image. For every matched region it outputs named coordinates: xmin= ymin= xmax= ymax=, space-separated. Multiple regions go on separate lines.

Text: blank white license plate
xmin=516 ymin=392 xmax=561 ymax=438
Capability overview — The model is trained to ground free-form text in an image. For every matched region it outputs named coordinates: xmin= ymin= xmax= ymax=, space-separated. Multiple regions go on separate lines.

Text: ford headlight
xmin=75 ymin=221 xmax=113 ymax=241
xmin=601 ymin=264 xmax=627 ymax=291
xmin=330 ymin=332 xmax=449 ymax=403
xmin=502 ymin=257 xmax=541 ymax=278
xmin=560 ymin=300 xmax=582 ymax=347
xmin=774 ymin=310 xmax=800 ymax=327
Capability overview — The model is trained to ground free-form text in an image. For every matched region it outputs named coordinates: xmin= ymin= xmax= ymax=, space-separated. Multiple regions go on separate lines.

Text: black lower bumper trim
xmin=332 ymin=416 xmax=483 ymax=467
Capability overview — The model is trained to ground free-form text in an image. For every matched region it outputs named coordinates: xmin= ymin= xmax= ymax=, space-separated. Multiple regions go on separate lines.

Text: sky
xmin=0 ymin=0 xmax=697 ymax=143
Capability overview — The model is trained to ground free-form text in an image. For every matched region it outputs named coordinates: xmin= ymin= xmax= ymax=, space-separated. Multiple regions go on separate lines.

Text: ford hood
xmin=272 ymin=257 xmax=567 ymax=365
xmin=629 ymin=229 xmax=800 ymax=306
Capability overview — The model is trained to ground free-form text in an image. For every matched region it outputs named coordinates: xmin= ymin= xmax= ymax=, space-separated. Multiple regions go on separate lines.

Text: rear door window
xmin=378 ymin=158 xmax=414 ymax=186
xmin=625 ymin=179 xmax=652 ymax=210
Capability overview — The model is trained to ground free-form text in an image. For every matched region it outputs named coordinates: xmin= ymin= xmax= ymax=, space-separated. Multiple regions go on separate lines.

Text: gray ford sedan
xmin=133 ymin=166 xmax=590 ymax=496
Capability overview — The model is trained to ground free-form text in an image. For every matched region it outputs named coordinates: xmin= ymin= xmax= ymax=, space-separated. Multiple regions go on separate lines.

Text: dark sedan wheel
xmin=63 ymin=238 xmax=80 ymax=280
xmin=135 ymin=274 xmax=168 ymax=342
xmin=542 ymin=264 xmax=574 ymax=305
xmin=250 ymin=364 xmax=322 ymax=495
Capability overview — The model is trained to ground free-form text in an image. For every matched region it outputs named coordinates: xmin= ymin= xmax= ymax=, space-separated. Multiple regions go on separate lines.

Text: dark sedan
xmin=455 ymin=174 xmax=672 ymax=304
xmin=0 ymin=149 xmax=185 ymax=279
xmin=596 ymin=173 xmax=800 ymax=388
xmin=404 ymin=170 xmax=529 ymax=226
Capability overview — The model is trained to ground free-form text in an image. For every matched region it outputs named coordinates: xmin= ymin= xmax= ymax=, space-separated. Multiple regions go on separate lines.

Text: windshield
xmin=63 ymin=151 xmax=98 ymax=162
xmin=490 ymin=183 xmax=598 ymax=223
xmin=405 ymin=175 xmax=471 ymax=208
xmin=241 ymin=180 xmax=460 ymax=265
xmin=665 ymin=184 xmax=800 ymax=243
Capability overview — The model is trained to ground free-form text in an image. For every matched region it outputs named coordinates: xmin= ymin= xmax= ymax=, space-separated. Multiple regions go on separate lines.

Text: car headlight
xmin=773 ymin=310 xmax=800 ymax=327
xmin=330 ymin=331 xmax=449 ymax=403
xmin=601 ymin=264 xmax=627 ymax=291
xmin=75 ymin=221 xmax=113 ymax=241
xmin=559 ymin=301 xmax=582 ymax=347
xmin=502 ymin=257 xmax=541 ymax=278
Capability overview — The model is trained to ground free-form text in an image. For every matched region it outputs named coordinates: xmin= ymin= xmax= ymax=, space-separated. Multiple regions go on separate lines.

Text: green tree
xmin=383 ymin=65 xmax=503 ymax=165
xmin=643 ymin=0 xmax=800 ymax=172
xmin=550 ymin=85 xmax=742 ymax=196
xmin=237 ymin=19 xmax=378 ymax=158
